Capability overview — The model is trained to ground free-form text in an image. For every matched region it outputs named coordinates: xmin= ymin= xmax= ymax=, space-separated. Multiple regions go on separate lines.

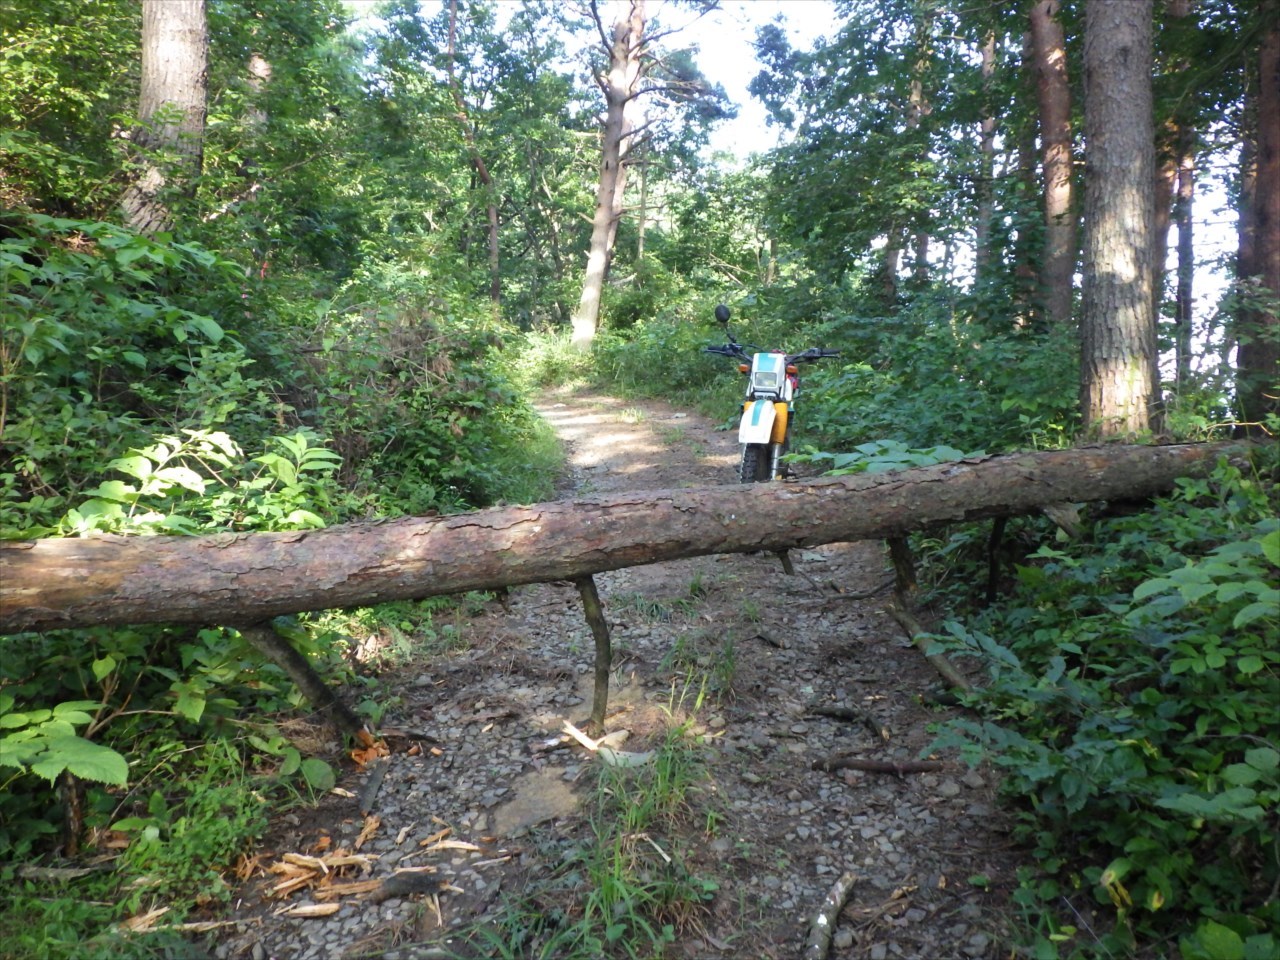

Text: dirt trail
xmin=213 ymin=390 xmax=1023 ymax=960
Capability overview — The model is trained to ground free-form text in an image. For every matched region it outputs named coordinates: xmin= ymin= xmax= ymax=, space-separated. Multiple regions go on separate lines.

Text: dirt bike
xmin=704 ymin=304 xmax=841 ymax=484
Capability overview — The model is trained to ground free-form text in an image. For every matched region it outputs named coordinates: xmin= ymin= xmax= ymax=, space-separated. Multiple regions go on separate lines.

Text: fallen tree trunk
xmin=0 ymin=442 xmax=1252 ymax=634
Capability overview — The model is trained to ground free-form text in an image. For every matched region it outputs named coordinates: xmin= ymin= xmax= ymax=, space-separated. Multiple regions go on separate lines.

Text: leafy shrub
xmin=928 ymin=458 xmax=1280 ymax=957
xmin=299 ymin=265 xmax=561 ymax=512
xmin=0 ymin=214 xmax=268 ymax=531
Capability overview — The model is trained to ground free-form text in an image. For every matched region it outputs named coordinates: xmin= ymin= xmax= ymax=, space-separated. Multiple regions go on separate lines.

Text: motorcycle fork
xmin=769 ymin=402 xmax=791 ymax=479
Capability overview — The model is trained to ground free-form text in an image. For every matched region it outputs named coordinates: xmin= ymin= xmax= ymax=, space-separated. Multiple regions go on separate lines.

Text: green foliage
xmin=303 ymin=266 xmax=562 ymax=512
xmin=926 ymin=459 xmax=1280 ymax=957
xmin=798 ymin=300 xmax=1078 ymax=453
xmin=0 ymin=695 xmax=127 ymax=788
xmin=0 ymin=214 xmax=267 ymax=532
xmin=112 ymin=742 xmax=269 ymax=909
xmin=0 ymin=0 xmax=139 ymax=216
xmin=792 ymin=438 xmax=984 ymax=475
xmin=53 ymin=428 xmax=342 ymax=537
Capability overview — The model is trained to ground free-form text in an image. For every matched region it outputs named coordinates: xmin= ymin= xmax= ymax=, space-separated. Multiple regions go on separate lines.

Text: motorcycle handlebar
xmin=789 ymin=348 xmax=841 ymax=363
xmin=705 ymin=344 xmax=839 ymax=362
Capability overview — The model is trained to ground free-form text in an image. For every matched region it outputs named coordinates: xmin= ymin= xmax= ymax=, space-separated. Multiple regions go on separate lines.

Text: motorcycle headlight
xmin=750 ymin=353 xmax=785 ymax=394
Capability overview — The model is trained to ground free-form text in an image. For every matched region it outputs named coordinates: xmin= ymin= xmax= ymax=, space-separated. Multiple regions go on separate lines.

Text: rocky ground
xmin=212 ymin=391 xmax=1027 ymax=960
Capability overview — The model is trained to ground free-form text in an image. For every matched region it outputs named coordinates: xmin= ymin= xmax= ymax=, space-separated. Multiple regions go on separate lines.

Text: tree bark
xmin=974 ymin=32 xmax=998 ymax=284
xmin=1080 ymin=0 xmax=1159 ymax=437
xmin=120 ymin=0 xmax=208 ymax=236
xmin=570 ymin=0 xmax=645 ymax=349
xmin=1029 ymin=0 xmax=1076 ymax=327
xmin=1238 ymin=12 xmax=1280 ymax=427
xmin=1174 ymin=137 xmax=1195 ymax=390
xmin=0 ymin=442 xmax=1252 ymax=636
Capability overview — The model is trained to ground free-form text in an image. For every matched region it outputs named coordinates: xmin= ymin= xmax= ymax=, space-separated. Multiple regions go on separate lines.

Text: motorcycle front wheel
xmin=739 ymin=443 xmax=773 ymax=483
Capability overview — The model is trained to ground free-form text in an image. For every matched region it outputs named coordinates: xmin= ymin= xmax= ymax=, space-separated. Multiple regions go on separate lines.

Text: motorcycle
xmin=704 ymin=304 xmax=841 ymax=484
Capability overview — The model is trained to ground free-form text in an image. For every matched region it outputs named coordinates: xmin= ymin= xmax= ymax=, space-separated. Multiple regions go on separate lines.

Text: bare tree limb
xmin=804 ymin=871 xmax=859 ymax=960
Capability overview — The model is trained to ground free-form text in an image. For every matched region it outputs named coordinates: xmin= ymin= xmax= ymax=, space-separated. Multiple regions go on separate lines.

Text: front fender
xmin=738 ymin=400 xmax=777 ymax=444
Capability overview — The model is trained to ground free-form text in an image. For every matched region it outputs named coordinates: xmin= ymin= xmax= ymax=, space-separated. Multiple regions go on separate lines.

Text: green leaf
xmin=186 ymin=314 xmax=224 ymax=343
xmin=29 ymin=734 xmax=128 ymax=786
xmin=109 ymin=455 xmax=153 ymax=480
xmin=279 ymin=747 xmax=301 ymax=777
xmin=172 ymin=683 xmax=206 ymax=723
xmin=1244 ymin=747 xmax=1279 ymax=774
xmin=91 ymin=656 xmax=117 ymax=681
xmin=1245 ymin=934 xmax=1277 ymax=960
xmin=1188 ymin=921 xmax=1245 ymax=960
xmin=83 ymin=479 xmax=138 ymax=502
xmin=300 ymin=757 xmax=335 ymax=792
xmin=1221 ymin=763 xmax=1261 ymax=786
xmin=1234 ymin=602 xmax=1275 ymax=629
xmin=1133 ymin=577 xmax=1172 ymax=601
xmin=1236 ymin=655 xmax=1264 ymax=674
xmin=1260 ymin=529 xmax=1279 ymax=566
xmin=283 ymin=509 xmax=325 ymax=529
xmin=152 ymin=465 xmax=207 ymax=493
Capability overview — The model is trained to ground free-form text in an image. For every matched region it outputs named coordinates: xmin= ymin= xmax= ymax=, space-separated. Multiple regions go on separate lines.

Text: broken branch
xmin=812 ymin=756 xmax=950 ymax=776
xmin=803 ymin=870 xmax=859 ymax=960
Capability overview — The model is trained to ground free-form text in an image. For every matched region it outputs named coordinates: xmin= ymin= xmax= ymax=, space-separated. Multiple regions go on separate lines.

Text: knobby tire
xmin=740 ymin=444 xmax=772 ymax=483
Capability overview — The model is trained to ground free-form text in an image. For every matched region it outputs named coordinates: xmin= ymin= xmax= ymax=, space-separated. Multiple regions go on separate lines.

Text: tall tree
xmin=571 ymin=0 xmax=646 ymax=349
xmin=1080 ymin=0 xmax=1159 ymax=437
xmin=973 ymin=31 xmax=998 ymax=283
xmin=1028 ymin=0 xmax=1076 ymax=327
xmin=447 ymin=0 xmax=502 ymax=309
xmin=1237 ymin=5 xmax=1280 ymax=427
xmin=120 ymin=0 xmax=209 ymax=236
xmin=1153 ymin=0 xmax=1198 ymax=391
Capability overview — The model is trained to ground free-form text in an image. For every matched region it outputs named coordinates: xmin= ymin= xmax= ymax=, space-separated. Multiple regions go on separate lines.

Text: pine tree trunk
xmin=1029 ymin=0 xmax=1076 ymax=327
xmin=1174 ymin=134 xmax=1196 ymax=390
xmin=1080 ymin=0 xmax=1158 ymax=437
xmin=0 ymin=443 xmax=1250 ymax=636
xmin=1237 ymin=13 xmax=1280 ymax=427
xmin=120 ymin=0 xmax=208 ymax=236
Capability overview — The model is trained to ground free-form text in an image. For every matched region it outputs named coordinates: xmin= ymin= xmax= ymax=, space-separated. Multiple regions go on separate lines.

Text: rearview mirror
xmin=714 ymin=304 xmax=730 ymax=324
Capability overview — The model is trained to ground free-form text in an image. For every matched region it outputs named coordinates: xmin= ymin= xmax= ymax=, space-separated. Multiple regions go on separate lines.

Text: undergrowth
xmin=922 ymin=457 xmax=1280 ymax=959
xmin=0 ymin=214 xmax=563 ymax=956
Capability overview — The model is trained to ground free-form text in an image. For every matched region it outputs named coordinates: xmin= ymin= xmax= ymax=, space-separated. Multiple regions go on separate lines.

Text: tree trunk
xmin=571 ymin=0 xmax=645 ymax=349
xmin=1029 ymin=0 xmax=1076 ymax=328
xmin=1163 ymin=0 xmax=1196 ymax=393
xmin=0 ymin=442 xmax=1251 ymax=635
xmin=120 ymin=0 xmax=208 ymax=236
xmin=1080 ymin=0 xmax=1158 ymax=438
xmin=1153 ymin=146 xmax=1176 ymax=321
xmin=1011 ymin=30 xmax=1043 ymax=325
xmin=1174 ymin=139 xmax=1196 ymax=389
xmin=974 ymin=32 xmax=998 ymax=284
xmin=1237 ymin=13 xmax=1280 ymax=427
xmin=913 ymin=232 xmax=930 ymax=282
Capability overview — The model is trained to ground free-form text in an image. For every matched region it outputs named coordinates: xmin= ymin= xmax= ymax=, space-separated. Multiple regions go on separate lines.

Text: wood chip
xmin=354 ymin=814 xmax=381 ymax=851
xmin=279 ymin=903 xmax=341 ymax=918
xmin=422 ymin=839 xmax=482 ymax=854
xmin=119 ymin=906 xmax=169 ymax=933
xmin=419 ymin=826 xmax=452 ymax=846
